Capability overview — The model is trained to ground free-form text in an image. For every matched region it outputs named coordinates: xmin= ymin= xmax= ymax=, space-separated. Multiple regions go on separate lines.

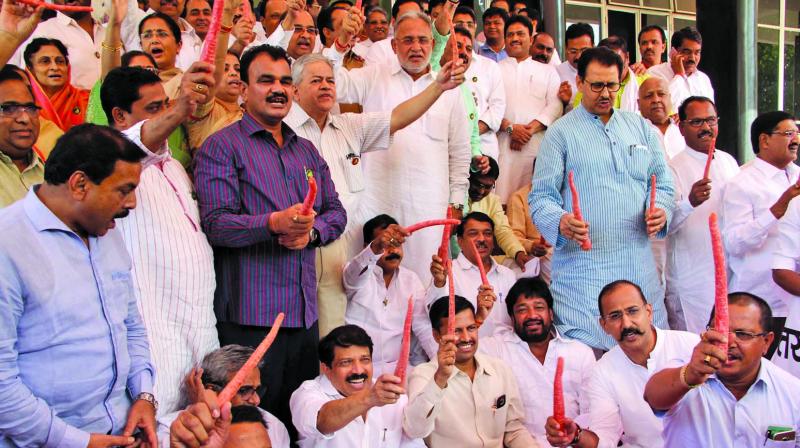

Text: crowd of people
xmin=0 ymin=0 xmax=799 ymax=445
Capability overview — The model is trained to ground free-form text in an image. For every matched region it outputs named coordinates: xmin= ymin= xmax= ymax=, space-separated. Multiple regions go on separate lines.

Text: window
xmin=757 ymin=0 xmax=800 ymax=117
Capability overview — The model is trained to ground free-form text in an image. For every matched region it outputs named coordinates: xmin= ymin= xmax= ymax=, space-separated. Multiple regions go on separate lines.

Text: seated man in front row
xmin=403 ymin=295 xmax=538 ymax=447
xmin=158 ymin=344 xmax=290 ymax=447
xmin=645 ymin=292 xmax=800 ymax=447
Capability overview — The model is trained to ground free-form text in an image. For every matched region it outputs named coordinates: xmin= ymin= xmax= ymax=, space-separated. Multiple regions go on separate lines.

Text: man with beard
xmin=480 ymin=277 xmax=595 ymax=446
xmin=0 ymin=124 xmax=159 ymax=447
xmin=725 ymin=112 xmax=800 ymax=323
xmin=477 ymin=7 xmax=508 ymax=62
xmin=530 ymin=32 xmax=556 ymax=64
xmin=638 ymin=77 xmax=683 ymax=160
xmin=648 ymin=27 xmax=714 ymax=113
xmin=495 ymin=15 xmax=561 ymax=203
xmin=403 ymin=296 xmax=537 ymax=446
xmin=544 ymin=280 xmax=698 ymax=448
xmin=290 ymin=325 xmax=423 ymax=447
xmin=343 ymin=215 xmax=438 ymax=376
xmin=665 ymin=96 xmax=739 ymax=333
xmin=638 ymin=25 xmax=666 ymax=69
xmin=530 ymin=47 xmax=674 ymax=350
xmin=427 ymin=212 xmax=522 ymax=337
xmin=645 ymin=293 xmax=800 ymax=446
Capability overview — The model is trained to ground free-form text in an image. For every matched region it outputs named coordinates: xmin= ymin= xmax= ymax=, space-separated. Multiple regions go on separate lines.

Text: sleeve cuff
xmin=772 ymin=255 xmax=797 ymax=271
xmin=678 ymin=197 xmax=694 ymax=214
xmin=128 ymin=372 xmax=155 ymax=399
xmin=418 ymin=377 xmax=446 ymax=406
xmin=46 ymin=419 xmax=90 ymax=448
xmin=755 ymin=208 xmax=779 ymax=230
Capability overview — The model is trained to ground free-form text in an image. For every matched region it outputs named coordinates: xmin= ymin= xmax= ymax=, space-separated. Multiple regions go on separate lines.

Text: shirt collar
xmin=286 ymin=103 xmax=338 ymax=131
xmin=455 ymin=251 xmax=498 ymax=275
xmin=575 ymin=102 xmax=617 ymax=124
xmin=241 ymin=112 xmax=298 ymax=143
xmin=752 ymin=156 xmax=795 ymax=180
xmin=560 ymin=61 xmax=577 ymax=74
xmin=0 ymin=150 xmax=42 ymax=173
xmin=389 ymin=58 xmax=435 ymax=81
xmin=23 ymin=187 xmax=75 ymax=234
xmin=683 ymin=144 xmax=713 ymax=161
xmin=318 ymin=374 xmax=346 ymax=399
xmin=473 ymin=352 xmax=496 ymax=377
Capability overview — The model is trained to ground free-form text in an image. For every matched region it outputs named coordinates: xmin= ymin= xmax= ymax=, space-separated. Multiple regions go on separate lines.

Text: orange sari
xmin=27 ymin=68 xmax=89 ymax=132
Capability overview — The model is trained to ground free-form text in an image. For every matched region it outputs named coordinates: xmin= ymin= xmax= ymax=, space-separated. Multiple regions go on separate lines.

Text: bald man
xmin=638 ymin=77 xmax=683 ymax=160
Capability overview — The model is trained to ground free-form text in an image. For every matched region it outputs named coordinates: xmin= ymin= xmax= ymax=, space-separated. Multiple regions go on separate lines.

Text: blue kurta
xmin=530 ymin=105 xmax=675 ymax=349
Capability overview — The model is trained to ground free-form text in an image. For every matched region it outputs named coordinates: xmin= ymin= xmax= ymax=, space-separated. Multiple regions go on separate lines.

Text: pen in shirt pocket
xmin=629 ymin=144 xmax=649 ymax=155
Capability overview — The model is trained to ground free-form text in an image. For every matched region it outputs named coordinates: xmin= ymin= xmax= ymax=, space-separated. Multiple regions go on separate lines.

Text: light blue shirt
xmin=661 ymin=359 xmax=800 ymax=447
xmin=530 ymin=105 xmax=674 ymax=349
xmin=0 ymin=188 xmax=155 ymax=447
xmin=478 ymin=43 xmax=507 ymax=62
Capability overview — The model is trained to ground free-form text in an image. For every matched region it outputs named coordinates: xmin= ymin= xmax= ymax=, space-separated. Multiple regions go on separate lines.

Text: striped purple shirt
xmin=194 ymin=113 xmax=347 ymax=328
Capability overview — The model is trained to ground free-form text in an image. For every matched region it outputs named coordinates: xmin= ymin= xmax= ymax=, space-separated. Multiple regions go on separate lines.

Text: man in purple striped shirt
xmin=194 ymin=44 xmax=346 ymax=439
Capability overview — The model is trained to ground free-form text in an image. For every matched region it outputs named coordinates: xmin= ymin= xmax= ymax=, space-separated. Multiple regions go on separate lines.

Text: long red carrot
xmin=405 ymin=218 xmax=461 ymax=234
xmin=18 ymin=0 xmax=92 ymax=11
xmin=300 ymin=170 xmax=317 ymax=215
xmin=394 ymin=295 xmax=413 ymax=384
xmin=437 ymin=206 xmax=453 ymax=261
xmin=218 ymin=313 xmax=285 ymax=405
xmin=649 ymin=174 xmax=657 ymax=217
xmin=468 ymin=237 xmax=489 ymax=286
xmin=553 ymin=356 xmax=565 ymax=425
xmin=354 ymin=0 xmax=361 ymax=9
xmin=567 ymin=171 xmax=592 ymax=251
xmin=199 ymin=0 xmax=225 ymax=64
xmin=702 ymin=137 xmax=716 ymax=180
xmin=450 ymin=21 xmax=458 ymax=63
xmin=447 ymin=260 xmax=455 ymax=336
xmin=709 ymin=213 xmax=729 ymax=355
xmin=242 ymin=0 xmax=255 ymax=22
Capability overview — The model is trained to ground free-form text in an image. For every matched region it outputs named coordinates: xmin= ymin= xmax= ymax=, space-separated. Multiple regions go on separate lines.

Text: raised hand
xmin=0 ymin=0 xmax=43 ymax=45
xmin=435 ymin=59 xmax=465 ymax=91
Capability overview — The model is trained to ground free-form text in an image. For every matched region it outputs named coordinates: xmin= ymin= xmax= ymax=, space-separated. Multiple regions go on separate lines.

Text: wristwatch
xmin=570 ymin=422 xmax=583 ymax=446
xmin=135 ymin=392 xmax=158 ymax=412
xmin=309 ymin=228 xmax=321 ymax=247
xmin=452 ymin=203 xmax=464 ymax=211
xmin=505 ymin=125 xmax=514 ymax=135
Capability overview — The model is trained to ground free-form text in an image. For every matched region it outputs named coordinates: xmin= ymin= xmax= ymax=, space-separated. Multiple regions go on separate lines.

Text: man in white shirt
xmin=403 ymin=296 xmax=538 ymax=447
xmin=363 ymin=0 xmax=422 ymax=67
xmin=343 ymin=215 xmax=438 ymax=376
xmin=427 ymin=212 xmax=519 ymax=336
xmin=637 ymin=25 xmax=666 ymax=70
xmin=481 ymin=277 xmax=595 ymax=446
xmin=284 ymin=52 xmax=465 ymax=337
xmin=645 ymin=293 xmax=800 ymax=447
xmin=329 ymin=11 xmax=472 ymax=284
xmin=290 ymin=325 xmax=423 ymax=447
xmin=555 ymin=22 xmax=593 ymax=108
xmin=545 ymin=280 xmax=699 ymax=448
xmin=647 ymin=26 xmax=714 ymax=111
xmin=495 ymin=15 xmax=560 ymax=202
xmin=724 ymin=111 xmax=800 ymax=320
xmin=638 ymin=77 xmax=683 ymax=160
xmin=530 ymin=32 xmax=555 ymax=64
xmin=665 ymin=96 xmax=739 ymax=333
xmin=159 ymin=345 xmax=290 ymax=447
xmin=353 ymin=7 xmax=389 ymax=58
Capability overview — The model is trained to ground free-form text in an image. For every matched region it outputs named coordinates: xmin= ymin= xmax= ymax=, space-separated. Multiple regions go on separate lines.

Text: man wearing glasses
xmin=645 ymin=293 xmax=800 ymax=447
xmin=544 ymin=280 xmax=699 ymax=448
xmin=531 ymin=47 xmax=674 ymax=351
xmin=648 ymin=27 xmax=714 ymax=113
xmin=724 ymin=111 xmax=800 ymax=323
xmin=666 ymin=96 xmax=739 ymax=333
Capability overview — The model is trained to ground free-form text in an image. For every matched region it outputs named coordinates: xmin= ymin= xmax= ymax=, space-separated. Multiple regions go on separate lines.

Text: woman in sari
xmin=23 ymin=37 xmax=89 ymax=132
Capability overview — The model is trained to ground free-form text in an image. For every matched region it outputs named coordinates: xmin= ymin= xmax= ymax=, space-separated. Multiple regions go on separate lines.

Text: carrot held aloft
xmin=567 ymin=171 xmax=592 ymax=251
xmin=709 ymin=213 xmax=729 ymax=354
xmin=300 ymin=170 xmax=317 ymax=215
xmin=18 ymin=0 xmax=92 ymax=11
xmin=437 ymin=206 xmax=454 ymax=261
xmin=702 ymin=137 xmax=716 ymax=180
xmin=199 ymin=0 xmax=225 ymax=64
xmin=553 ymin=356 xmax=565 ymax=425
xmin=218 ymin=312 xmax=285 ymax=406
xmin=394 ymin=296 xmax=414 ymax=384
xmin=468 ymin=237 xmax=489 ymax=286
xmin=450 ymin=22 xmax=458 ymax=64
xmin=405 ymin=218 xmax=461 ymax=234
xmin=649 ymin=174 xmax=657 ymax=216
xmin=447 ymin=260 xmax=455 ymax=336
xmin=354 ymin=0 xmax=361 ymax=9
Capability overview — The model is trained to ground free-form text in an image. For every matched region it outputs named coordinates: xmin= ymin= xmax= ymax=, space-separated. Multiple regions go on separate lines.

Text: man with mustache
xmin=290 ymin=324 xmax=423 ymax=447
xmin=638 ymin=76 xmax=683 ymax=161
xmin=194 ymin=44 xmax=346 ymax=439
xmin=343 ymin=215 xmax=438 ymax=376
xmin=285 ymin=51 xmax=465 ymax=337
xmin=403 ymin=295 xmax=537 ymax=446
xmin=638 ymin=25 xmax=666 ymax=69
xmin=0 ymin=124 xmax=161 ymax=448
xmin=531 ymin=47 xmax=674 ymax=351
xmin=101 ymin=62 xmax=221 ymax=415
xmin=724 ymin=112 xmax=800 ymax=325
xmin=555 ymin=22 xmax=593 ymax=109
xmin=480 ymin=277 xmax=595 ymax=446
xmin=495 ymin=14 xmax=561 ymax=202
xmin=427 ymin=212 xmax=522 ymax=336
xmin=665 ymin=96 xmax=739 ymax=333
xmin=544 ymin=280 xmax=698 ymax=448
xmin=352 ymin=6 xmax=389 ymax=58
xmin=183 ymin=0 xmax=211 ymax=40
xmin=647 ymin=26 xmax=714 ymax=114
xmin=530 ymin=32 xmax=556 ymax=64
xmin=362 ymin=0 xmax=423 ymax=66
xmin=645 ymin=293 xmax=800 ymax=447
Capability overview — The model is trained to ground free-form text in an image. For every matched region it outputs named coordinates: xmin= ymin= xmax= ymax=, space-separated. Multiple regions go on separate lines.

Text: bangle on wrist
xmin=334 ymin=38 xmax=350 ymax=52
xmin=101 ymin=41 xmax=123 ymax=52
xmin=220 ymin=23 xmax=233 ymax=33
xmin=570 ymin=423 xmax=582 ymax=446
xmin=679 ymin=364 xmax=700 ymax=389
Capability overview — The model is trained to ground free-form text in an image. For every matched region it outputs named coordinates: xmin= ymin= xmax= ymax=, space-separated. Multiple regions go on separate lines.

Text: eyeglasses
xmin=585 ymin=81 xmax=621 ymax=93
xmin=769 ymin=130 xmax=799 ymax=139
xmin=567 ymin=47 xmax=591 ymax=56
xmin=0 ymin=103 xmax=41 ymax=118
xmin=684 ymin=116 xmax=719 ymax=128
xmin=398 ymin=36 xmax=432 ymax=46
xmin=471 ymin=178 xmax=495 ymax=192
xmin=207 ymin=382 xmax=266 ymax=400
xmin=705 ymin=326 xmax=768 ymax=342
xmin=293 ymin=25 xmax=318 ymax=35
xmin=603 ymin=306 xmax=642 ymax=322
xmin=141 ymin=30 xmax=173 ymax=40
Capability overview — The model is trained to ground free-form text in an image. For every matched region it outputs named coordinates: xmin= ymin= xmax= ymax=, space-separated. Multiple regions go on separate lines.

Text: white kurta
xmin=665 ymin=146 xmax=739 ymax=333
xmin=647 ymin=119 xmax=685 ymax=161
xmin=722 ymin=158 xmax=799 ymax=318
xmin=342 ymin=245 xmax=438 ymax=376
xmin=480 ymin=328 xmax=595 ymax=446
xmin=118 ymin=122 xmax=218 ymax=415
xmin=647 ymin=63 xmax=715 ymax=112
xmin=465 ymin=53 xmax=506 ymax=161
xmin=363 ymin=38 xmax=395 ymax=66
xmin=771 ymin=199 xmax=800 ymax=379
xmin=333 ymin=60 xmax=472 ymax=284
xmin=495 ymin=57 xmax=562 ymax=202
xmin=555 ymin=61 xmax=578 ymax=102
